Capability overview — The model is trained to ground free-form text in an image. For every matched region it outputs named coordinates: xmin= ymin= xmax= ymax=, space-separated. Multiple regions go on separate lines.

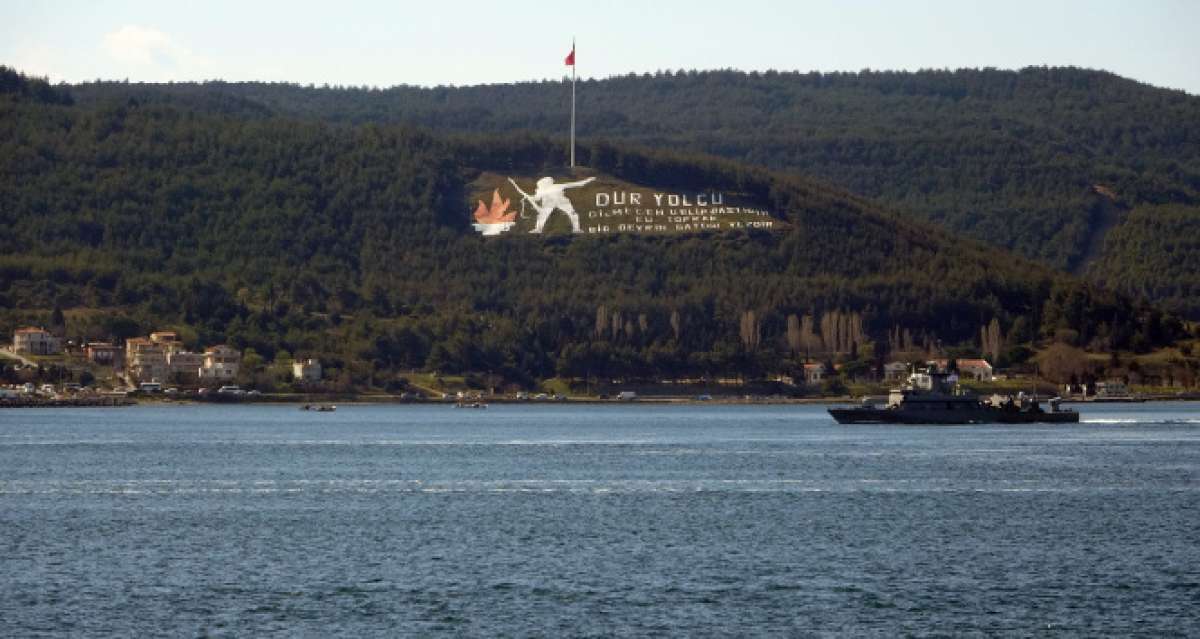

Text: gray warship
xmin=829 ymin=370 xmax=1079 ymax=425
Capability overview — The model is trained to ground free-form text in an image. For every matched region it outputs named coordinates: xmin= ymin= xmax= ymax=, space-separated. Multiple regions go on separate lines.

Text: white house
xmin=199 ymin=345 xmax=241 ymax=382
xmin=955 ymin=359 xmax=994 ymax=382
xmin=883 ymin=362 xmax=909 ymax=382
xmin=928 ymin=358 xmax=994 ymax=382
xmin=13 ymin=327 xmax=61 ymax=355
xmin=126 ymin=337 xmax=168 ymax=382
xmin=292 ymin=359 xmax=322 ymax=383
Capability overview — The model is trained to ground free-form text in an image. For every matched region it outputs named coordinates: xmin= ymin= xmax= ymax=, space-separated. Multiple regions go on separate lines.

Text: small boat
xmin=454 ymin=401 xmax=488 ymax=409
xmin=301 ymin=404 xmax=337 ymax=412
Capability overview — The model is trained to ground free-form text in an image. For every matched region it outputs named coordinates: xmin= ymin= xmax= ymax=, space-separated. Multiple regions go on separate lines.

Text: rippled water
xmin=2 ymin=402 xmax=1199 ymax=636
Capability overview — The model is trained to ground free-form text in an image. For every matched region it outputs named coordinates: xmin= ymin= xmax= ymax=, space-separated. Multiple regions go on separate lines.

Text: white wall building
xmin=928 ymin=358 xmax=994 ymax=382
xmin=292 ymin=359 xmax=322 ymax=383
xmin=200 ymin=345 xmax=241 ymax=382
xmin=802 ymin=363 xmax=826 ymax=385
xmin=883 ymin=362 xmax=909 ymax=382
xmin=13 ymin=327 xmax=61 ymax=355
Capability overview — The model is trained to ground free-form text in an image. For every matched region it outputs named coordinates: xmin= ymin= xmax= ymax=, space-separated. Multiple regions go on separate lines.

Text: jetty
xmin=0 ymin=396 xmax=136 ymax=408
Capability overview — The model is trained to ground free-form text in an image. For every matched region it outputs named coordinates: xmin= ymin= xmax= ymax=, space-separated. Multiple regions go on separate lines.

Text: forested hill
xmin=0 ymin=67 xmax=1187 ymax=387
xmin=66 ymin=67 xmax=1200 ymax=317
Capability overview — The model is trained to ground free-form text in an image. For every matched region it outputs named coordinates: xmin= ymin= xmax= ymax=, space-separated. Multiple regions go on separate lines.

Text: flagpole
xmin=570 ymin=38 xmax=576 ymax=169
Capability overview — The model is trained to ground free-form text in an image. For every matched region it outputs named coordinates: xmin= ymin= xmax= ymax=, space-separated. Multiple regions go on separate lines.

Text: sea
xmin=2 ymin=402 xmax=1199 ymax=637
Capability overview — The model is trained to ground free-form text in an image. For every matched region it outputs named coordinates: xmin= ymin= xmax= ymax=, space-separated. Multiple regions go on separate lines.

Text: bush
xmin=820 ymin=377 xmax=849 ymax=396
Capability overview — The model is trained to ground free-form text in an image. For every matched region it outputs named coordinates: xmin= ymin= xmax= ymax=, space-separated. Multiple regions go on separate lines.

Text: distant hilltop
xmin=60 ymin=66 xmax=1200 ymax=318
xmin=0 ymin=65 xmax=1193 ymax=395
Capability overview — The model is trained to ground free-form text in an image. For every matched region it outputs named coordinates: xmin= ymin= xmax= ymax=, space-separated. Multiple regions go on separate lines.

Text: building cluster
xmin=782 ymin=358 xmax=994 ymax=386
xmin=121 ymin=331 xmax=242 ymax=384
xmin=884 ymin=359 xmax=994 ymax=382
xmin=11 ymin=326 xmax=325 ymax=389
xmin=774 ymin=358 xmax=995 ymax=386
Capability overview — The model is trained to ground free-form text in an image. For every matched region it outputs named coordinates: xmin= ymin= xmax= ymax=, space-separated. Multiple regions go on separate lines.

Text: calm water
xmin=2 ymin=402 xmax=1199 ymax=637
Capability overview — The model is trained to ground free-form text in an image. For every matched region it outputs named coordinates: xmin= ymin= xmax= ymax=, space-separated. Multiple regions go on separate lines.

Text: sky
xmin=3 ymin=0 xmax=1199 ymax=94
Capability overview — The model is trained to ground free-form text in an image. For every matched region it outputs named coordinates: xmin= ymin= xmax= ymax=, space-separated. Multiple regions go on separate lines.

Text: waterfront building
xmin=13 ymin=327 xmax=61 ymax=355
xmin=199 ymin=345 xmax=241 ymax=382
xmin=84 ymin=342 xmax=122 ymax=365
xmin=802 ymin=363 xmax=827 ymax=385
xmin=126 ymin=337 xmax=169 ymax=382
xmin=292 ymin=359 xmax=322 ymax=383
xmin=167 ymin=351 xmax=205 ymax=381
xmin=883 ymin=361 xmax=909 ymax=382
xmin=1095 ymin=380 xmax=1132 ymax=398
xmin=928 ymin=358 xmax=994 ymax=382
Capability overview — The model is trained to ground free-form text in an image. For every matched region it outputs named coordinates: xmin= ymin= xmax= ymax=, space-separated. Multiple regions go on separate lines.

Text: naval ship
xmin=829 ymin=370 xmax=1080 ymax=424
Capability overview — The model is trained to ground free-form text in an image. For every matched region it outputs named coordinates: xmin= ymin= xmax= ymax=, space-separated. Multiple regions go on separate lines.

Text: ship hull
xmin=829 ymin=407 xmax=1080 ymax=425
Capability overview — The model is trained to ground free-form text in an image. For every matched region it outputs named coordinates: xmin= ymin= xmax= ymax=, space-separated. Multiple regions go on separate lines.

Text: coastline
xmin=8 ymin=393 xmax=1197 ymax=409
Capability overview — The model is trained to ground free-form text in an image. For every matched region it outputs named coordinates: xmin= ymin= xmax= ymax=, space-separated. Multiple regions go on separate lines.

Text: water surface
xmin=2 ymin=403 xmax=1199 ymax=636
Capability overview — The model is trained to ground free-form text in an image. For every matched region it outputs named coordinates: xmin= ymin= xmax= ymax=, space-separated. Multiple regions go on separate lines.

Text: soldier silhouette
xmin=511 ymin=176 xmax=595 ymax=233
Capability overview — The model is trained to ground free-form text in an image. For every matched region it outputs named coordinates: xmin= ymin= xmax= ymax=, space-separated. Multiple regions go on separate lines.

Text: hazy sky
xmin=4 ymin=0 xmax=1199 ymax=94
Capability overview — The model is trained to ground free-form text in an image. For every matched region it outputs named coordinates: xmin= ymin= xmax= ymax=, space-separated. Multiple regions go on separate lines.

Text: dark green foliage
xmin=66 ymin=66 xmax=1200 ymax=315
xmin=0 ymin=65 xmax=74 ymax=105
xmin=1087 ymin=204 xmax=1200 ymax=317
xmin=0 ymin=79 xmax=1185 ymax=385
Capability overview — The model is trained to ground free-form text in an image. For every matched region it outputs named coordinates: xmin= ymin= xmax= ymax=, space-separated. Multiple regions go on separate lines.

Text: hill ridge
xmin=0 ymin=68 xmax=1191 ymax=387
xmin=60 ymin=65 xmax=1200 ymax=316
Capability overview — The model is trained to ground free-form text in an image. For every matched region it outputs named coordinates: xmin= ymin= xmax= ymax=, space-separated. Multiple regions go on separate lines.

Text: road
xmin=0 ymin=346 xmax=37 ymax=367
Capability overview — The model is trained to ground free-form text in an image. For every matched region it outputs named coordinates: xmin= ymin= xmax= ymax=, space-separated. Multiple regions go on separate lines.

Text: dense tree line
xmin=0 ymin=66 xmax=73 ymax=106
xmin=1087 ymin=204 xmax=1200 ymax=317
xmin=64 ymin=66 xmax=1200 ymax=316
xmin=0 ymin=69 xmax=1188 ymax=389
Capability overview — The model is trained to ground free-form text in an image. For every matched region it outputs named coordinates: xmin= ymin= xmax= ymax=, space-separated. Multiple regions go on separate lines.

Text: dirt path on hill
xmin=0 ymin=347 xmax=37 ymax=367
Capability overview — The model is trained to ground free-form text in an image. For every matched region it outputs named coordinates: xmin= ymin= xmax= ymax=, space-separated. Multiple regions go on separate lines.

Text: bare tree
xmin=739 ymin=310 xmax=760 ymax=350
xmin=594 ymin=305 xmax=608 ymax=340
xmin=1037 ymin=342 xmax=1088 ymax=384
xmin=981 ymin=318 xmax=1003 ymax=362
xmin=786 ymin=314 xmax=801 ymax=353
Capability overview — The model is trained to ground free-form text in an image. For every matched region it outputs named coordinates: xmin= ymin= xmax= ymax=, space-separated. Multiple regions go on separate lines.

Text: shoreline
xmin=7 ymin=394 xmax=1198 ymax=408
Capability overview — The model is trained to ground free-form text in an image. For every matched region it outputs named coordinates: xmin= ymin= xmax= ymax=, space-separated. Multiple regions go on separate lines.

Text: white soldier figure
xmin=510 ymin=176 xmax=595 ymax=233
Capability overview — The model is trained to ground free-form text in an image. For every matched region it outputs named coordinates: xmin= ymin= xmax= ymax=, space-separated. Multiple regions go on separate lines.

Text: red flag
xmin=564 ymin=45 xmax=575 ymax=66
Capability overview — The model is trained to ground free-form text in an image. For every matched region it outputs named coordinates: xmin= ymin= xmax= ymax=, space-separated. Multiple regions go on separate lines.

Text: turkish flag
xmin=565 ymin=46 xmax=575 ymax=66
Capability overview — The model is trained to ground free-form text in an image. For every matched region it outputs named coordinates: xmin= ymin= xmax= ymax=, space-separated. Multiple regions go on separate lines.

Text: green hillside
xmin=65 ymin=67 xmax=1200 ymax=316
xmin=0 ymin=67 xmax=1187 ymax=388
